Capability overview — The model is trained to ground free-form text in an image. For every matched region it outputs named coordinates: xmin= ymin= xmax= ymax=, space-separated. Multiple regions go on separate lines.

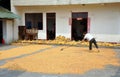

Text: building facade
xmin=11 ymin=0 xmax=120 ymax=43
xmin=0 ymin=6 xmax=20 ymax=44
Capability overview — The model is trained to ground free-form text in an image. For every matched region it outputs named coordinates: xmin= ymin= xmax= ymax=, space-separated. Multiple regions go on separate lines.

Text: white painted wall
xmin=88 ymin=4 xmax=120 ymax=42
xmin=89 ymin=4 xmax=120 ymax=34
xmin=11 ymin=0 xmax=20 ymax=41
xmin=56 ymin=7 xmax=71 ymax=38
xmin=12 ymin=0 xmax=120 ymax=6
xmin=38 ymin=13 xmax=46 ymax=39
xmin=92 ymin=34 xmax=120 ymax=43
xmin=12 ymin=3 xmax=120 ymax=42
xmin=3 ymin=20 xmax=14 ymax=44
xmin=14 ymin=6 xmax=72 ymax=39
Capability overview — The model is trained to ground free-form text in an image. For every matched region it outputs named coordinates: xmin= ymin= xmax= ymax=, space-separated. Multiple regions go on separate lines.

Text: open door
xmin=0 ymin=21 xmax=3 ymax=44
xmin=18 ymin=26 xmax=26 ymax=40
xmin=72 ymin=12 xmax=88 ymax=41
xmin=47 ymin=13 xmax=56 ymax=40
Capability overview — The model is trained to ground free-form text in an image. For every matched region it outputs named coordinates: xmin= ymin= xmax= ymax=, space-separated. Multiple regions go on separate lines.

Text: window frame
xmin=25 ymin=13 xmax=43 ymax=30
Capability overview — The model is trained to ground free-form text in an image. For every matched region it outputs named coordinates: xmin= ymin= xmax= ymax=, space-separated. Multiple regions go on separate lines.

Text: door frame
xmin=0 ymin=20 xmax=3 ymax=43
xmin=46 ymin=13 xmax=56 ymax=40
xmin=71 ymin=12 xmax=88 ymax=40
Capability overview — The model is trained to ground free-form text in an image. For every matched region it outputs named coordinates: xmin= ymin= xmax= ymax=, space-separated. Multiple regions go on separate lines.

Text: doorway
xmin=47 ymin=13 xmax=56 ymax=40
xmin=18 ymin=26 xmax=26 ymax=40
xmin=0 ymin=21 xmax=3 ymax=44
xmin=72 ymin=12 xmax=88 ymax=41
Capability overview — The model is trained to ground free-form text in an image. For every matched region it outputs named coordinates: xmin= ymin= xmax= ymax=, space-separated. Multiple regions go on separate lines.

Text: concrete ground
xmin=0 ymin=44 xmax=120 ymax=77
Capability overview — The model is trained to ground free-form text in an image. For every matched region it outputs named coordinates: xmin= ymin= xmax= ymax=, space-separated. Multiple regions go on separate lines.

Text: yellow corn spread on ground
xmin=0 ymin=45 xmax=119 ymax=74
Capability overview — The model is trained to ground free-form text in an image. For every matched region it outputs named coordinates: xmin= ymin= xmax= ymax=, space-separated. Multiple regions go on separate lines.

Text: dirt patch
xmin=0 ymin=45 xmax=119 ymax=74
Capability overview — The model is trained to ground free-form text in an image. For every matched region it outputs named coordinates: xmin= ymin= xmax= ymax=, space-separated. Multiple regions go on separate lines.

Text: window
xmin=25 ymin=13 xmax=43 ymax=30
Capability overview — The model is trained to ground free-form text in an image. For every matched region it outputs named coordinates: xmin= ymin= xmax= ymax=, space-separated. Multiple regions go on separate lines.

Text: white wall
xmin=38 ymin=13 xmax=46 ymax=39
xmin=88 ymin=4 xmax=120 ymax=42
xmin=92 ymin=34 xmax=120 ymax=43
xmin=89 ymin=4 xmax=120 ymax=34
xmin=12 ymin=0 xmax=120 ymax=6
xmin=3 ymin=20 xmax=14 ymax=44
xmin=56 ymin=7 xmax=71 ymax=38
xmin=11 ymin=0 xmax=20 ymax=41
xmin=12 ymin=3 xmax=120 ymax=42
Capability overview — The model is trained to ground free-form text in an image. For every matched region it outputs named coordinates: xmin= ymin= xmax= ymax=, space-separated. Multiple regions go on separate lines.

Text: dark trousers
xmin=89 ymin=38 xmax=98 ymax=50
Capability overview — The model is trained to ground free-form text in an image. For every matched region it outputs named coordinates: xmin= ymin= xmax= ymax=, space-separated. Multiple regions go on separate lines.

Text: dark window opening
xmin=25 ymin=13 xmax=43 ymax=30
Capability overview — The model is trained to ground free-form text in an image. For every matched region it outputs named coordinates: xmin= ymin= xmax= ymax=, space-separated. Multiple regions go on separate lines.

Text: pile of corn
xmin=45 ymin=35 xmax=71 ymax=45
xmin=48 ymin=35 xmax=77 ymax=45
xmin=97 ymin=42 xmax=117 ymax=47
xmin=12 ymin=35 xmax=120 ymax=47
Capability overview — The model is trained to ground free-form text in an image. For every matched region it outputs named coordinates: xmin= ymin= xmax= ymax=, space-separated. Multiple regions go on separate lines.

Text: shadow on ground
xmin=0 ymin=69 xmax=25 ymax=77
xmin=111 ymin=67 xmax=120 ymax=77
